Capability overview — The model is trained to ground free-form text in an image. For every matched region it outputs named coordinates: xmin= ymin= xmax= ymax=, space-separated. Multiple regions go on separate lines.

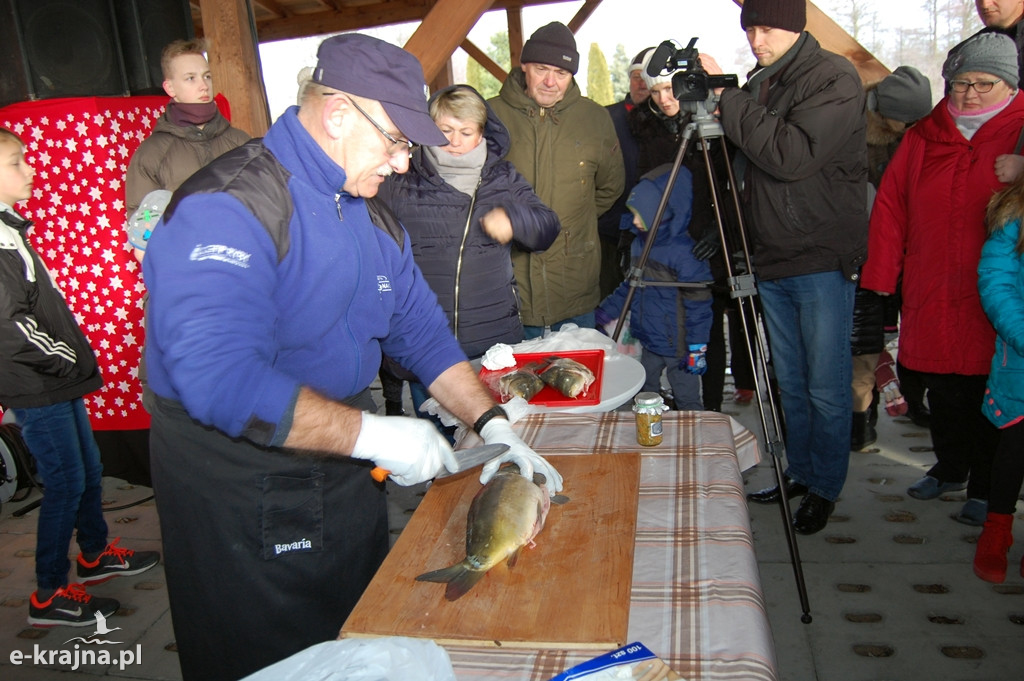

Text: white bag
xmin=240 ymin=637 xmax=456 ymax=681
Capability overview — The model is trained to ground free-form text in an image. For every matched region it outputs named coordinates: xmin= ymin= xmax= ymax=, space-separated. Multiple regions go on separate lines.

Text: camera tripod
xmin=612 ymin=96 xmax=814 ymax=623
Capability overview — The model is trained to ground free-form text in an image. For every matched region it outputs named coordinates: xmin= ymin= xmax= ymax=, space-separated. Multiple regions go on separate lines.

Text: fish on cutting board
xmin=415 ymin=463 xmax=568 ymax=600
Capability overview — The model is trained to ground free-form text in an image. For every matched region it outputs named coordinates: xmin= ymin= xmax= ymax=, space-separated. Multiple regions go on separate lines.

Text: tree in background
xmin=587 ymin=42 xmax=615 ymax=105
xmin=466 ymin=31 xmax=511 ymax=100
xmin=822 ymin=0 xmax=980 ymax=103
xmin=609 ymin=44 xmax=630 ymax=102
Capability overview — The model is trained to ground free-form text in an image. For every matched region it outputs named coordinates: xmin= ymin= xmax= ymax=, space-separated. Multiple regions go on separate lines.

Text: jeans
xmin=758 ymin=271 xmax=855 ymax=501
xmin=523 ymin=311 xmax=596 ymax=340
xmin=13 ymin=399 xmax=108 ymax=590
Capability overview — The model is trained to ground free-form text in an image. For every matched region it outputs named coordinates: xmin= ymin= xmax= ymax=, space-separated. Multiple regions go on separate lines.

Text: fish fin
xmin=506 ymin=546 xmax=524 ymax=569
xmin=415 ymin=563 xmax=465 ymax=584
xmin=444 ymin=570 xmax=487 ymax=600
xmin=551 ymin=493 xmax=570 ymax=505
xmin=416 ymin=563 xmax=487 ymax=601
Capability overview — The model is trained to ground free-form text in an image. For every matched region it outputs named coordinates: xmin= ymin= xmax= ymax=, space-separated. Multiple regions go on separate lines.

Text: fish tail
xmin=415 ymin=563 xmax=487 ymax=600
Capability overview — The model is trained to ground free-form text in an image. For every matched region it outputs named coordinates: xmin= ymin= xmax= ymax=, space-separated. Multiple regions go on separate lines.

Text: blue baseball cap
xmin=312 ymin=33 xmax=448 ymax=147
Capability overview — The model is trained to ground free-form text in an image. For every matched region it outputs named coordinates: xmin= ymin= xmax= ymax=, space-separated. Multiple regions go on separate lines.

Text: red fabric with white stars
xmin=1 ymin=96 xmax=171 ymax=430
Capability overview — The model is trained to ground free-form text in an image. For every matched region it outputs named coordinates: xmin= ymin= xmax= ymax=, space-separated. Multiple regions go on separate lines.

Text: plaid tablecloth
xmin=448 ymin=410 xmax=777 ymax=681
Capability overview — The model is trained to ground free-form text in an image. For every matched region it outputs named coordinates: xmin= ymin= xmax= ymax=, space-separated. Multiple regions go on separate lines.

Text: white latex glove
xmin=478 ymin=417 xmax=563 ymax=496
xmin=351 ymin=413 xmax=456 ymax=486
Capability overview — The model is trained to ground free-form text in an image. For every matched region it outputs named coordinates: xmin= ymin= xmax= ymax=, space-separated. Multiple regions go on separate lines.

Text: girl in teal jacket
xmin=973 ymin=181 xmax=1024 ymax=583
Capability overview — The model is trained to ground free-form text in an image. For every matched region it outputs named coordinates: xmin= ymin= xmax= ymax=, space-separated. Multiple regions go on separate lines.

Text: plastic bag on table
xmin=511 ymin=323 xmax=617 ymax=355
xmin=239 ymin=637 xmax=455 ymax=681
xmin=599 ymin=316 xmax=641 ymax=357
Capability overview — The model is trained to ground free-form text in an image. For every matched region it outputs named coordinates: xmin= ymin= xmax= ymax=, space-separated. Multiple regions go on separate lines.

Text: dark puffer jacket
xmin=718 ymin=33 xmax=868 ymax=282
xmin=376 ymin=86 xmax=560 ymax=358
xmin=598 ymin=168 xmax=713 ymax=357
xmin=628 ymin=98 xmax=739 ymax=284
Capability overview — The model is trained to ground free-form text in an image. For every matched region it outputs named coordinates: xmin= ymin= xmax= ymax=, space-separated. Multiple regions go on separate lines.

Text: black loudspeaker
xmin=114 ymin=0 xmax=195 ymax=95
xmin=0 ymin=0 xmax=193 ymax=108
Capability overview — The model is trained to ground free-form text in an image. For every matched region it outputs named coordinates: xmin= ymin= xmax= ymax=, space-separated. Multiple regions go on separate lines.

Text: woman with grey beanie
xmin=862 ymin=32 xmax=1024 ymax=527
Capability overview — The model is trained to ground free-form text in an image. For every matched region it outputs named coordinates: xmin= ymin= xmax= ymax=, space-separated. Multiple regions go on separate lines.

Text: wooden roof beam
xmin=252 ymin=0 xmax=292 ymax=19
xmin=566 ymin=0 xmax=601 ymax=33
xmin=256 ymin=0 xmax=427 ymax=42
xmin=461 ymin=38 xmax=506 ymax=82
xmin=405 ymin=0 xmax=496 ymax=83
xmin=253 ymin=0 xmax=576 ymax=44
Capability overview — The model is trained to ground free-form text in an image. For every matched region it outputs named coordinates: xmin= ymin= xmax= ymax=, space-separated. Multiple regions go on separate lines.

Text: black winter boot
xmin=851 ymin=410 xmax=877 ymax=451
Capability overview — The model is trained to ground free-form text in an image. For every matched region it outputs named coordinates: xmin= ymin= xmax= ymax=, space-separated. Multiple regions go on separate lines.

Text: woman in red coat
xmin=862 ymin=33 xmax=1024 ymax=526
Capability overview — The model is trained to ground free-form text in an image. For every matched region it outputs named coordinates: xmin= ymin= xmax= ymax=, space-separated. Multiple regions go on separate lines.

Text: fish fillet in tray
xmin=339 ymin=453 xmax=640 ymax=649
xmin=479 ymin=349 xmax=605 ymax=407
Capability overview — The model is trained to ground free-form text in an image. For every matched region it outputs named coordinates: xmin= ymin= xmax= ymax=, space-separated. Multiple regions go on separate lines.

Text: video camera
xmin=646 ymin=37 xmax=738 ymax=103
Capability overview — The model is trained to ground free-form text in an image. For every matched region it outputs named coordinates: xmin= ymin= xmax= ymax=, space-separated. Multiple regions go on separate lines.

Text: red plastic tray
xmin=479 ymin=349 xmax=605 ymax=407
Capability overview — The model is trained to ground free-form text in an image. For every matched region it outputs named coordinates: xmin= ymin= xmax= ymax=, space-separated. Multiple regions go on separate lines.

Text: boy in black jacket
xmin=0 ymin=128 xmax=159 ymax=627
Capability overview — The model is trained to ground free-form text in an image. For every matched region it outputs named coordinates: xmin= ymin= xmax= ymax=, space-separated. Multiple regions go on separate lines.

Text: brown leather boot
xmin=973 ymin=512 xmax=1013 ymax=583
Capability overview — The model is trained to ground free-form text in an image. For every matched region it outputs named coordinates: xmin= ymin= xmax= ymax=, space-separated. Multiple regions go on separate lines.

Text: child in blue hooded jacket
xmin=972 ymin=178 xmax=1024 ymax=583
xmin=596 ymin=165 xmax=713 ymax=410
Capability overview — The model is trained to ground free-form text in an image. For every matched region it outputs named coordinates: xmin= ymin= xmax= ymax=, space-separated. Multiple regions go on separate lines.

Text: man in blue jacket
xmin=142 ymin=34 xmax=561 ymax=681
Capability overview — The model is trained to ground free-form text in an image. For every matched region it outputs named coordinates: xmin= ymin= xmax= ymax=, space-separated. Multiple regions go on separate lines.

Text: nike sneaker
xmin=28 ymin=583 xmax=119 ymax=627
xmin=76 ymin=537 xmax=160 ymax=585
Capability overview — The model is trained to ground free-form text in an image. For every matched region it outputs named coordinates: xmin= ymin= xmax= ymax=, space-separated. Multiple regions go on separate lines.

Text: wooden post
xmin=507 ymin=7 xmax=524 ymax=69
xmin=430 ymin=61 xmax=455 ymax=93
xmin=197 ymin=0 xmax=271 ymax=136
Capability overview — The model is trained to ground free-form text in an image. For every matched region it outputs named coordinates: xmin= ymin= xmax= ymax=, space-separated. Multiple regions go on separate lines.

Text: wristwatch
xmin=472 ymin=405 xmax=508 ymax=435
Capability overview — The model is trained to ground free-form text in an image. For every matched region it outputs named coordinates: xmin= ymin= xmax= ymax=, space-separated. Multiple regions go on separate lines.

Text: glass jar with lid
xmin=632 ymin=392 xmax=667 ymax=446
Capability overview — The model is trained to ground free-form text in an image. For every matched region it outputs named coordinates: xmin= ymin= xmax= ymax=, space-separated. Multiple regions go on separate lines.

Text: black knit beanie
xmin=521 ymin=22 xmax=579 ymax=74
xmin=740 ymin=0 xmax=807 ymax=33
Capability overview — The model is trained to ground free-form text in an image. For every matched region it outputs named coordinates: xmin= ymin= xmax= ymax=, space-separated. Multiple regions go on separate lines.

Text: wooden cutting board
xmin=340 ymin=453 xmax=641 ymax=649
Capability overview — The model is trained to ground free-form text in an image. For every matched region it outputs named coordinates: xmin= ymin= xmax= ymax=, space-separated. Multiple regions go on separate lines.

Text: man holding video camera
xmin=716 ymin=0 xmax=868 ymax=534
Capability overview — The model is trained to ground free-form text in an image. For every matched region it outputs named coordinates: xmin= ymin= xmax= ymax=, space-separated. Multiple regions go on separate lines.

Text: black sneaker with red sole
xmin=76 ymin=537 xmax=160 ymax=585
xmin=28 ymin=583 xmax=120 ymax=627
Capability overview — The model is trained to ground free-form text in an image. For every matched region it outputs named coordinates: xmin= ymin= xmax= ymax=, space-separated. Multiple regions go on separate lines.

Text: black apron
xmin=149 ymin=391 xmax=388 ymax=681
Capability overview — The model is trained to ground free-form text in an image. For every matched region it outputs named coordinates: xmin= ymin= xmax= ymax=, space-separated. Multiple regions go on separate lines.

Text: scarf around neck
xmin=947 ymin=91 xmax=1017 ymax=140
xmin=167 ymin=101 xmax=218 ymax=128
xmin=425 ymin=140 xmax=487 ymax=196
